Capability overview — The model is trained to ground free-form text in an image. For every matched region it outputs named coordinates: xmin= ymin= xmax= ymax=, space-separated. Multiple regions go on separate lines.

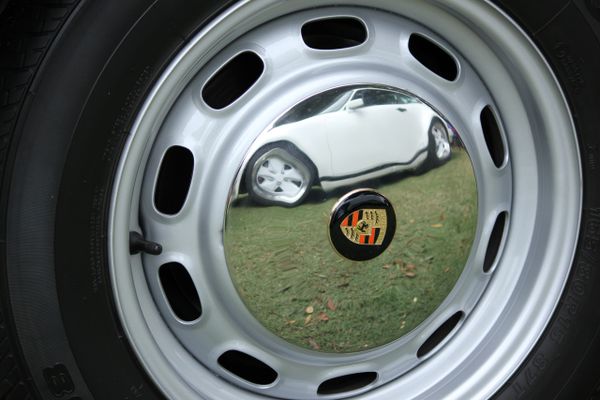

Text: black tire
xmin=245 ymin=142 xmax=316 ymax=207
xmin=0 ymin=1 xmax=598 ymax=399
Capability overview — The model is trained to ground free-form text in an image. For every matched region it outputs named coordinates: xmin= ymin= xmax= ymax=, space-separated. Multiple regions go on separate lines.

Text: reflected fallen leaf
xmin=304 ymin=315 xmax=312 ymax=325
xmin=383 ymin=264 xmax=391 ymax=270
xmin=308 ymin=339 xmax=320 ymax=350
xmin=305 ymin=305 xmax=314 ymax=314
xmin=444 ymin=267 xmax=450 ymax=273
xmin=326 ymin=298 xmax=337 ymax=311
xmin=404 ymin=271 xmax=416 ymax=278
xmin=412 ymin=297 xmax=418 ymax=303
xmin=431 ymin=223 xmax=443 ymax=228
xmin=318 ymin=312 xmax=329 ymax=321
xmin=286 ymin=320 xmax=296 ymax=325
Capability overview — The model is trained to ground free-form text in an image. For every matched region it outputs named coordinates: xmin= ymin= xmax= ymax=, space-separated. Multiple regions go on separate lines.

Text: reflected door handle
xmin=396 ymin=107 xmax=406 ymax=112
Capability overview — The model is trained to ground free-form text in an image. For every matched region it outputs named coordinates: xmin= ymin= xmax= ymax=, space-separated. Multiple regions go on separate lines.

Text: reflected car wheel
xmin=431 ymin=120 xmax=451 ymax=163
xmin=246 ymin=143 xmax=315 ymax=207
xmin=427 ymin=118 xmax=452 ymax=167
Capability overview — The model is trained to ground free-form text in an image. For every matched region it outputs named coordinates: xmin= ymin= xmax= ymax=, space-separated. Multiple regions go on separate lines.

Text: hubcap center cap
xmin=329 ymin=189 xmax=396 ymax=261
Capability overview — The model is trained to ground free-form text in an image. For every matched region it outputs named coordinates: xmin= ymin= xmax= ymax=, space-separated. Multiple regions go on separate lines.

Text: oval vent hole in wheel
xmin=159 ymin=262 xmax=202 ymax=322
xmin=317 ymin=372 xmax=377 ymax=395
xmin=480 ymin=105 xmax=506 ymax=168
xmin=202 ymin=51 xmax=264 ymax=109
xmin=408 ymin=33 xmax=458 ymax=81
xmin=417 ymin=311 xmax=464 ymax=358
xmin=483 ymin=211 xmax=507 ymax=273
xmin=218 ymin=350 xmax=278 ymax=385
xmin=154 ymin=146 xmax=194 ymax=215
xmin=301 ymin=17 xmax=367 ymax=50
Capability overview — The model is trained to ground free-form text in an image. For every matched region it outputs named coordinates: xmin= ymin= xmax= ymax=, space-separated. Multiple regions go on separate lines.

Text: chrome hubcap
xmin=225 ymin=85 xmax=478 ymax=361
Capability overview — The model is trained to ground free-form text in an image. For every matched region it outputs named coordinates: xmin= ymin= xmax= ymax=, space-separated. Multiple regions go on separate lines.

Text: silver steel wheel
xmin=248 ymin=146 xmax=313 ymax=206
xmin=432 ymin=121 xmax=451 ymax=161
xmin=109 ymin=1 xmax=581 ymax=400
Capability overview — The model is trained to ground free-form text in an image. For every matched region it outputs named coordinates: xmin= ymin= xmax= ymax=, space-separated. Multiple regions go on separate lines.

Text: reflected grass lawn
xmin=224 ymin=149 xmax=477 ymax=352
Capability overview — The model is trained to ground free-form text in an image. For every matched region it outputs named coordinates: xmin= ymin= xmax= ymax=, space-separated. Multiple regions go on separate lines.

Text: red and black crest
xmin=339 ymin=208 xmax=387 ymax=245
xmin=329 ymin=190 xmax=396 ymax=261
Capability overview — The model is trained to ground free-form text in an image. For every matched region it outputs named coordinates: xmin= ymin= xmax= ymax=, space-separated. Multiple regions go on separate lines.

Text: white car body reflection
xmin=243 ymin=86 xmax=451 ymax=206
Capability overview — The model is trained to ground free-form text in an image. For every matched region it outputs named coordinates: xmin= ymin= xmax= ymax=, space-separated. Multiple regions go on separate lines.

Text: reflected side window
xmin=274 ymin=88 xmax=354 ymax=127
xmin=351 ymin=89 xmax=420 ymax=107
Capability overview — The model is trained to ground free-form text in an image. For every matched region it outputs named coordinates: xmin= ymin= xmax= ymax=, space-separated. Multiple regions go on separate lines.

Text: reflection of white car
xmin=245 ymin=87 xmax=451 ymax=206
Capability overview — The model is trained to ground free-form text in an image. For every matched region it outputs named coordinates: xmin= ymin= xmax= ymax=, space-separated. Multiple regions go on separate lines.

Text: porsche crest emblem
xmin=329 ymin=189 xmax=396 ymax=261
xmin=339 ymin=209 xmax=387 ymax=245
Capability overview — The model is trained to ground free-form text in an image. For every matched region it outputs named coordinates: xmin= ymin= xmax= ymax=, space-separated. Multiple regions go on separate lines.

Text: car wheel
xmin=246 ymin=143 xmax=315 ymax=207
xmin=0 ymin=1 xmax=598 ymax=400
xmin=430 ymin=119 xmax=452 ymax=164
xmin=420 ymin=118 xmax=452 ymax=171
